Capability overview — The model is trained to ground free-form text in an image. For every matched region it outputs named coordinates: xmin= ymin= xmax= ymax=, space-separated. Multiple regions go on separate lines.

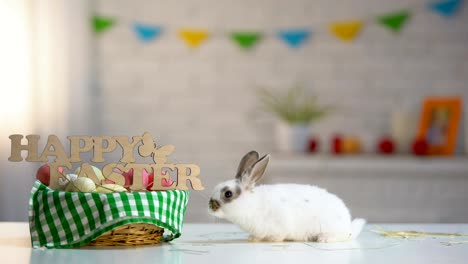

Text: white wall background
xmin=94 ymin=0 xmax=467 ymax=222
xmin=2 ymin=0 xmax=467 ymax=223
xmin=0 ymin=0 xmax=92 ymax=221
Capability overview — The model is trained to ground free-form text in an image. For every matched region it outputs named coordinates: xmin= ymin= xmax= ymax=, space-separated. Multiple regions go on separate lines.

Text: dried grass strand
xmin=371 ymin=229 xmax=468 ymax=239
xmin=440 ymin=240 xmax=468 ymax=246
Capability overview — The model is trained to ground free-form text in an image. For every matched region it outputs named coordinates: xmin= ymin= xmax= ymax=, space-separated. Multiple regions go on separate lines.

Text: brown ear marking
xmin=235 ymin=151 xmax=259 ymax=179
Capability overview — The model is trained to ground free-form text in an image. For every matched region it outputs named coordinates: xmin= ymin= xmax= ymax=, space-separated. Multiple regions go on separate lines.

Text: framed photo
xmin=416 ymin=97 xmax=462 ymax=155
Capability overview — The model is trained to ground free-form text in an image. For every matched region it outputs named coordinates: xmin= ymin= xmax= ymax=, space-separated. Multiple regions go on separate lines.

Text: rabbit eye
xmin=224 ymin=190 xmax=233 ymax=198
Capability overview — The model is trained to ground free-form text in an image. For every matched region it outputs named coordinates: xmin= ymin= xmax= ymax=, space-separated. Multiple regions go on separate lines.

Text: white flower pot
xmin=275 ymin=121 xmax=310 ymax=153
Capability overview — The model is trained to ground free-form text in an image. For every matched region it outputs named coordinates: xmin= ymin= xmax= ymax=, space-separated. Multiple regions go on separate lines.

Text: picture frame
xmin=416 ymin=97 xmax=462 ymax=155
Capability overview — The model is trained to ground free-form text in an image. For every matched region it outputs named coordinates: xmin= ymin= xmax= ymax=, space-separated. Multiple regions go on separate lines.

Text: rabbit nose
xmin=209 ymin=199 xmax=220 ymax=211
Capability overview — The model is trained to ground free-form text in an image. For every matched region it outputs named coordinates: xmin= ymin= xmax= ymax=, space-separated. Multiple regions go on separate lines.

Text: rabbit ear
xmin=235 ymin=151 xmax=259 ymax=180
xmin=242 ymin=154 xmax=270 ymax=189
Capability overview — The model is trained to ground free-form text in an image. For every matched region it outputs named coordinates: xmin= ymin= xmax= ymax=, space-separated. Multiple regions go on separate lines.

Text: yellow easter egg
xmin=95 ymin=184 xmax=127 ymax=194
xmin=74 ymin=165 xmax=105 ymax=182
xmin=65 ymin=177 xmax=96 ymax=192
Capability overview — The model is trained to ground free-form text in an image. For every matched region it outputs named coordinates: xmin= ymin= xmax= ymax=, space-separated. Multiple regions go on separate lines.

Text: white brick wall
xmin=94 ymin=0 xmax=468 ymax=222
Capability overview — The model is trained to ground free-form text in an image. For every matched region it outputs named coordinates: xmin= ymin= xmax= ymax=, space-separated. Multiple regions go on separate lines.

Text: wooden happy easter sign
xmin=8 ymin=132 xmax=204 ymax=191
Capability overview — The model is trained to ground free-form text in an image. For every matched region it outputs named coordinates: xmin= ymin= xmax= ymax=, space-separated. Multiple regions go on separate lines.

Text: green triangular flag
xmin=92 ymin=15 xmax=115 ymax=34
xmin=377 ymin=10 xmax=411 ymax=33
xmin=230 ymin=32 xmax=262 ymax=50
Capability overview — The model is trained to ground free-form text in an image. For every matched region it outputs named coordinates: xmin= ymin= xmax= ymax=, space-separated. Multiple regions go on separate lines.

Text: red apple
xmin=308 ymin=137 xmax=319 ymax=153
xmin=378 ymin=137 xmax=395 ymax=154
xmin=331 ymin=135 xmax=343 ymax=154
xmin=412 ymin=138 xmax=428 ymax=156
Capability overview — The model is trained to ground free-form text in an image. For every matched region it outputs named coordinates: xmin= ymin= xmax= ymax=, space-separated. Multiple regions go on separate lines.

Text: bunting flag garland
xmin=277 ymin=29 xmax=311 ymax=48
xmin=377 ymin=10 xmax=411 ymax=33
xmin=92 ymin=16 xmax=115 ymax=34
xmin=178 ymin=29 xmax=209 ymax=48
xmin=93 ymin=1 xmax=464 ymax=48
xmin=429 ymin=0 xmax=463 ymax=17
xmin=329 ymin=20 xmax=363 ymax=42
xmin=133 ymin=23 xmax=162 ymax=42
xmin=230 ymin=32 xmax=262 ymax=50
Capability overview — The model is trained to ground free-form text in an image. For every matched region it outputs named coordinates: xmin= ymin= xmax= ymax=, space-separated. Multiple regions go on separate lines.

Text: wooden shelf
xmin=269 ymin=154 xmax=468 ymax=173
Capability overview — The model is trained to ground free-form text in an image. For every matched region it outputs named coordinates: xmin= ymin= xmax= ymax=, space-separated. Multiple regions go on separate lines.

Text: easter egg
xmin=65 ymin=177 xmax=96 ymax=192
xmin=146 ymin=171 xmax=173 ymax=190
xmin=107 ymin=168 xmax=134 ymax=187
xmin=58 ymin=174 xmax=78 ymax=190
xmin=142 ymin=169 xmax=153 ymax=188
xmin=146 ymin=172 xmax=154 ymax=190
xmin=36 ymin=164 xmax=63 ymax=186
xmin=122 ymin=168 xmax=134 ymax=187
xmin=36 ymin=164 xmax=51 ymax=185
xmin=161 ymin=177 xmax=174 ymax=187
xmin=103 ymin=179 xmax=114 ymax=184
xmin=95 ymin=184 xmax=127 ymax=194
xmin=74 ymin=165 xmax=105 ymax=182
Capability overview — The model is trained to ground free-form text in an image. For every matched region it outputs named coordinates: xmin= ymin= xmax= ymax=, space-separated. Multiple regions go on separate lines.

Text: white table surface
xmin=1 ymin=222 xmax=467 ymax=264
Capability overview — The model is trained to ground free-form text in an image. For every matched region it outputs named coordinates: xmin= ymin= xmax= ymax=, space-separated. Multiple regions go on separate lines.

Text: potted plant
xmin=258 ymin=85 xmax=328 ymax=153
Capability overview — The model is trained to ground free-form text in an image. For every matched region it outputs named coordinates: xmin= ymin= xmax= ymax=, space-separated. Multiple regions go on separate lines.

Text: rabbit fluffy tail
xmin=350 ymin=218 xmax=366 ymax=239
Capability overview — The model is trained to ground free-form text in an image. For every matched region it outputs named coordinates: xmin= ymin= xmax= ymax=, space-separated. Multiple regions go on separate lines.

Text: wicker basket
xmin=88 ymin=223 xmax=164 ymax=246
xmin=30 ymin=181 xmax=188 ymax=249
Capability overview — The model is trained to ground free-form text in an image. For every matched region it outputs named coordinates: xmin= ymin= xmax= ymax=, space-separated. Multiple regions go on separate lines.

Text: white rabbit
xmin=208 ymin=151 xmax=366 ymax=242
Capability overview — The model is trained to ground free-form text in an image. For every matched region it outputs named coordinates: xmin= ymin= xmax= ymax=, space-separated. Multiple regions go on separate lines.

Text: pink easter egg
xmin=146 ymin=171 xmax=171 ymax=190
xmin=145 ymin=170 xmax=154 ymax=189
xmin=106 ymin=168 xmax=133 ymax=186
xmin=161 ymin=177 xmax=174 ymax=187
xmin=142 ymin=169 xmax=151 ymax=187
xmin=122 ymin=169 xmax=134 ymax=187
xmin=103 ymin=179 xmax=114 ymax=184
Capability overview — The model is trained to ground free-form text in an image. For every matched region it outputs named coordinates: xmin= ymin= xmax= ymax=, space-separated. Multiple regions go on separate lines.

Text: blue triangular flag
xmin=278 ymin=29 xmax=311 ymax=48
xmin=133 ymin=23 xmax=162 ymax=42
xmin=429 ymin=0 xmax=463 ymax=17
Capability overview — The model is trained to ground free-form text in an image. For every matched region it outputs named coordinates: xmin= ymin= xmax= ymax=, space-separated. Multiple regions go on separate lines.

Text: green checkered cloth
xmin=28 ymin=180 xmax=189 ymax=248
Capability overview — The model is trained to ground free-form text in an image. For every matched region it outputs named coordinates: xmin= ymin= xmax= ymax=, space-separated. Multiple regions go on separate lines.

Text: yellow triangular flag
xmin=179 ymin=29 xmax=209 ymax=48
xmin=329 ymin=20 xmax=363 ymax=42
